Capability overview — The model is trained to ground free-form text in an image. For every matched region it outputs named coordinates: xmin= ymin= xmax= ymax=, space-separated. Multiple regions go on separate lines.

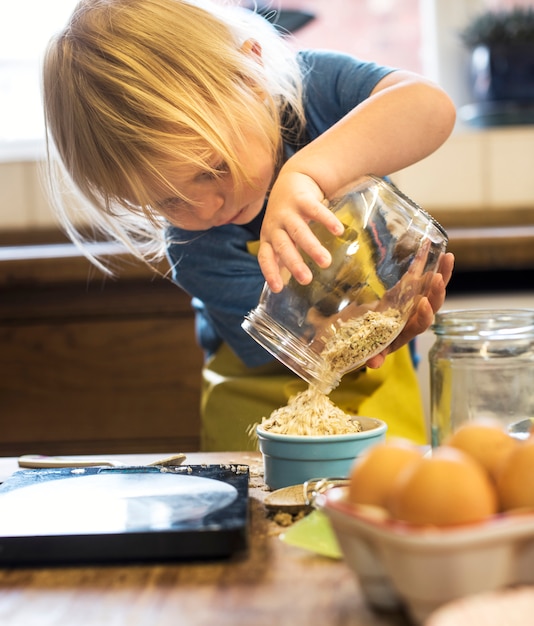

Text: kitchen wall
xmin=393 ymin=126 xmax=534 ymax=213
xmin=1 ymin=125 xmax=533 ymax=236
xmin=0 ymin=160 xmax=53 ymax=232
xmin=2 ymin=0 xmax=534 ymax=235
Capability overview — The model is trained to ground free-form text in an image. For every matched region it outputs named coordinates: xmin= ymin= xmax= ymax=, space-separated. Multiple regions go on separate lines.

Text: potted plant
xmin=460 ymin=7 xmax=534 ymax=104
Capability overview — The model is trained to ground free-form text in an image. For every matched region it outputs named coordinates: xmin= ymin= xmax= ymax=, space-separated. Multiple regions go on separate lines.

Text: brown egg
xmin=496 ymin=437 xmax=534 ymax=511
xmin=348 ymin=439 xmax=423 ymax=509
xmin=445 ymin=419 xmax=519 ymax=482
xmin=388 ymin=446 xmax=498 ymax=526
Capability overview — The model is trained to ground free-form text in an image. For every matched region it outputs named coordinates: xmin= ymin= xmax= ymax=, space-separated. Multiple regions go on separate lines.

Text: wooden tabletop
xmin=0 ymin=452 xmax=410 ymax=626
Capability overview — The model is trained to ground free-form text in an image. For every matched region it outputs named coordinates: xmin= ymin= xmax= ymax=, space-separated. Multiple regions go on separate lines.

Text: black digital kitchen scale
xmin=0 ymin=464 xmax=249 ymax=566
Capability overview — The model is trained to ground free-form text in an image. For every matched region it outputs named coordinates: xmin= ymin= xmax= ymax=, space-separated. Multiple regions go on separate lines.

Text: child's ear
xmin=241 ymin=38 xmax=263 ymax=61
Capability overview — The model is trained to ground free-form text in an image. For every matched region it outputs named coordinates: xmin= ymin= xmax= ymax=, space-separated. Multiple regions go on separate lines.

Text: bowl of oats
xmin=256 ymin=386 xmax=387 ymax=490
xmin=242 ymin=174 xmax=448 ymax=394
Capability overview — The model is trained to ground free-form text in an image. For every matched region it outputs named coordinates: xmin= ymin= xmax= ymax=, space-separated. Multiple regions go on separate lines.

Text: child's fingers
xmin=257 ymin=241 xmax=283 ymax=293
xmin=291 ymin=225 xmax=332 ymax=270
xmin=365 ymin=352 xmax=386 ymax=369
xmin=281 ymin=211 xmax=334 ymax=268
xmin=313 ymin=201 xmax=345 ymax=237
xmin=260 ymin=208 xmax=334 ymax=288
xmin=438 ymin=252 xmax=455 ymax=288
xmin=365 ymin=298 xmax=434 ymax=369
xmin=402 ymin=296 xmax=435 ymax=340
xmin=269 ymin=227 xmax=314 ymax=283
xmin=257 ymin=234 xmax=313 ymax=293
xmin=425 ymin=255 xmax=454 ymax=315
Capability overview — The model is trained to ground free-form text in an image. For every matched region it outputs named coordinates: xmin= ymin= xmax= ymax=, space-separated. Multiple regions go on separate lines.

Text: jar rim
xmin=432 ymin=308 xmax=534 ymax=338
xmin=381 ymin=176 xmax=449 ymax=244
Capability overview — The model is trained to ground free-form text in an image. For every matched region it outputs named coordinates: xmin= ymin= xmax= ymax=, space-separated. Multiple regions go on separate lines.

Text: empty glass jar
xmin=242 ymin=175 xmax=449 ymax=393
xmin=429 ymin=309 xmax=534 ymax=446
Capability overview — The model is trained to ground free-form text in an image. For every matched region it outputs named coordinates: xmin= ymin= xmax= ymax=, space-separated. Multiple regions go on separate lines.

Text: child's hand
xmin=365 ymin=252 xmax=455 ymax=368
xmin=258 ymin=170 xmax=344 ymax=293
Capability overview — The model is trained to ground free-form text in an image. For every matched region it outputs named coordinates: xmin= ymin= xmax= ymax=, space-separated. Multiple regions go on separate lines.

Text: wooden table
xmin=0 ymin=452 xmax=410 ymax=626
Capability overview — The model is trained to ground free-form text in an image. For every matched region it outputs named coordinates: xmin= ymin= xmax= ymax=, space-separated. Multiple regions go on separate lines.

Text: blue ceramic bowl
xmin=257 ymin=416 xmax=387 ymax=490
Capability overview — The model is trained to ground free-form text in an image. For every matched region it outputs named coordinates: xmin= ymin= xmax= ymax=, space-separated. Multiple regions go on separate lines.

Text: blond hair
xmin=42 ymin=0 xmax=304 ymax=271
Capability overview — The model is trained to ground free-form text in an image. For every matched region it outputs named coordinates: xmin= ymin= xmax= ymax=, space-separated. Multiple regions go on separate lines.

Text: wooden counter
xmin=430 ymin=205 xmax=534 ymax=273
xmin=0 ymin=243 xmax=203 ymax=456
xmin=0 ymin=452 xmax=410 ymax=626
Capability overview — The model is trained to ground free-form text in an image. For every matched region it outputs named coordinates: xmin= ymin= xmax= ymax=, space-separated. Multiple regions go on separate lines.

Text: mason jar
xmin=429 ymin=309 xmax=534 ymax=446
xmin=242 ymin=175 xmax=448 ymax=394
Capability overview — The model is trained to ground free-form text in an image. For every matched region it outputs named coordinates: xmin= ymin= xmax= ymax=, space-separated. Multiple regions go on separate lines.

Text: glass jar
xmin=242 ymin=175 xmax=449 ymax=394
xmin=429 ymin=309 xmax=534 ymax=446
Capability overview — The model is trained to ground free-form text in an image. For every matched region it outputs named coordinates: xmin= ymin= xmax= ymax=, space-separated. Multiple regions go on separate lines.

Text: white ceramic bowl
xmin=321 ymin=487 xmax=534 ymax=625
xmin=257 ymin=416 xmax=387 ymax=490
xmin=426 ymin=587 xmax=534 ymax=626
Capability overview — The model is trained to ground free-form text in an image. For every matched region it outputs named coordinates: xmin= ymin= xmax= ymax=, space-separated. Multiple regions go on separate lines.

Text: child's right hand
xmin=257 ymin=169 xmax=344 ymax=293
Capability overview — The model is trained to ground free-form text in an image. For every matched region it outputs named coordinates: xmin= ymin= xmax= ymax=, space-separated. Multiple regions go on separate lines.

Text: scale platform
xmin=0 ymin=464 xmax=249 ymax=566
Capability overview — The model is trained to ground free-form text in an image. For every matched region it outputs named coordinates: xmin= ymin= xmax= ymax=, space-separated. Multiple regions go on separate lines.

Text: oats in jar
xmin=320 ymin=308 xmax=403 ymax=374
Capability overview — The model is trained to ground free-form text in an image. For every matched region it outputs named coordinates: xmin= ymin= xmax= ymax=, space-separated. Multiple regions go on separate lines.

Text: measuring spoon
xmin=18 ymin=453 xmax=186 ymax=469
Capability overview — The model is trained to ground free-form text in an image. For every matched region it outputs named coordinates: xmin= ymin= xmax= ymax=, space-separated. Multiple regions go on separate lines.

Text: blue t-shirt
xmin=166 ymin=50 xmax=395 ymax=367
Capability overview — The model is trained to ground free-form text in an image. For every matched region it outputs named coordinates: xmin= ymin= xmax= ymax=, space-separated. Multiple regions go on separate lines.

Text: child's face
xmin=149 ymin=130 xmax=274 ymax=231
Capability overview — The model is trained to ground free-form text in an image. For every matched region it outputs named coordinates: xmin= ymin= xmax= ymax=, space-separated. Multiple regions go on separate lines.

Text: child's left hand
xmin=365 ymin=252 xmax=455 ymax=368
xmin=258 ymin=169 xmax=344 ymax=293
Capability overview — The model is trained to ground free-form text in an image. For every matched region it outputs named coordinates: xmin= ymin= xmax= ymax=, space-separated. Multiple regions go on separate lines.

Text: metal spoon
xmin=264 ymin=477 xmax=350 ymax=514
xmin=18 ymin=453 xmax=186 ymax=469
xmin=264 ymin=484 xmax=311 ymax=514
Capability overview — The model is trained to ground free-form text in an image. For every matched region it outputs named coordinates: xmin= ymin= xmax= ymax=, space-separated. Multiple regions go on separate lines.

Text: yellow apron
xmin=200 ymin=239 xmax=426 ymax=451
xmin=201 ymin=342 xmax=426 ymax=451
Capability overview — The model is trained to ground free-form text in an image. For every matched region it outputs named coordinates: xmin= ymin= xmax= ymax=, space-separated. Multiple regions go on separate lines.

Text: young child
xmin=42 ymin=0 xmax=455 ymax=450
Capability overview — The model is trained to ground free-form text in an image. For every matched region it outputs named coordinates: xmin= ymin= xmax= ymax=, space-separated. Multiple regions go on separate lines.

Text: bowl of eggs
xmin=319 ymin=420 xmax=534 ymax=624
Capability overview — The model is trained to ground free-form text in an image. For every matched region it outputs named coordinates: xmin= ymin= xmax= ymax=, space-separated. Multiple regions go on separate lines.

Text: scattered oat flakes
xmin=260 ymin=386 xmax=361 ymax=436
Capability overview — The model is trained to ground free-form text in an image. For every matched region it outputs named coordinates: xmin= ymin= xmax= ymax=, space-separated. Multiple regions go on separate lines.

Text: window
xmin=0 ymin=1 xmax=77 ymax=160
xmin=0 ymin=0 xmax=425 ymax=162
xmin=278 ymin=0 xmax=422 ymax=74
